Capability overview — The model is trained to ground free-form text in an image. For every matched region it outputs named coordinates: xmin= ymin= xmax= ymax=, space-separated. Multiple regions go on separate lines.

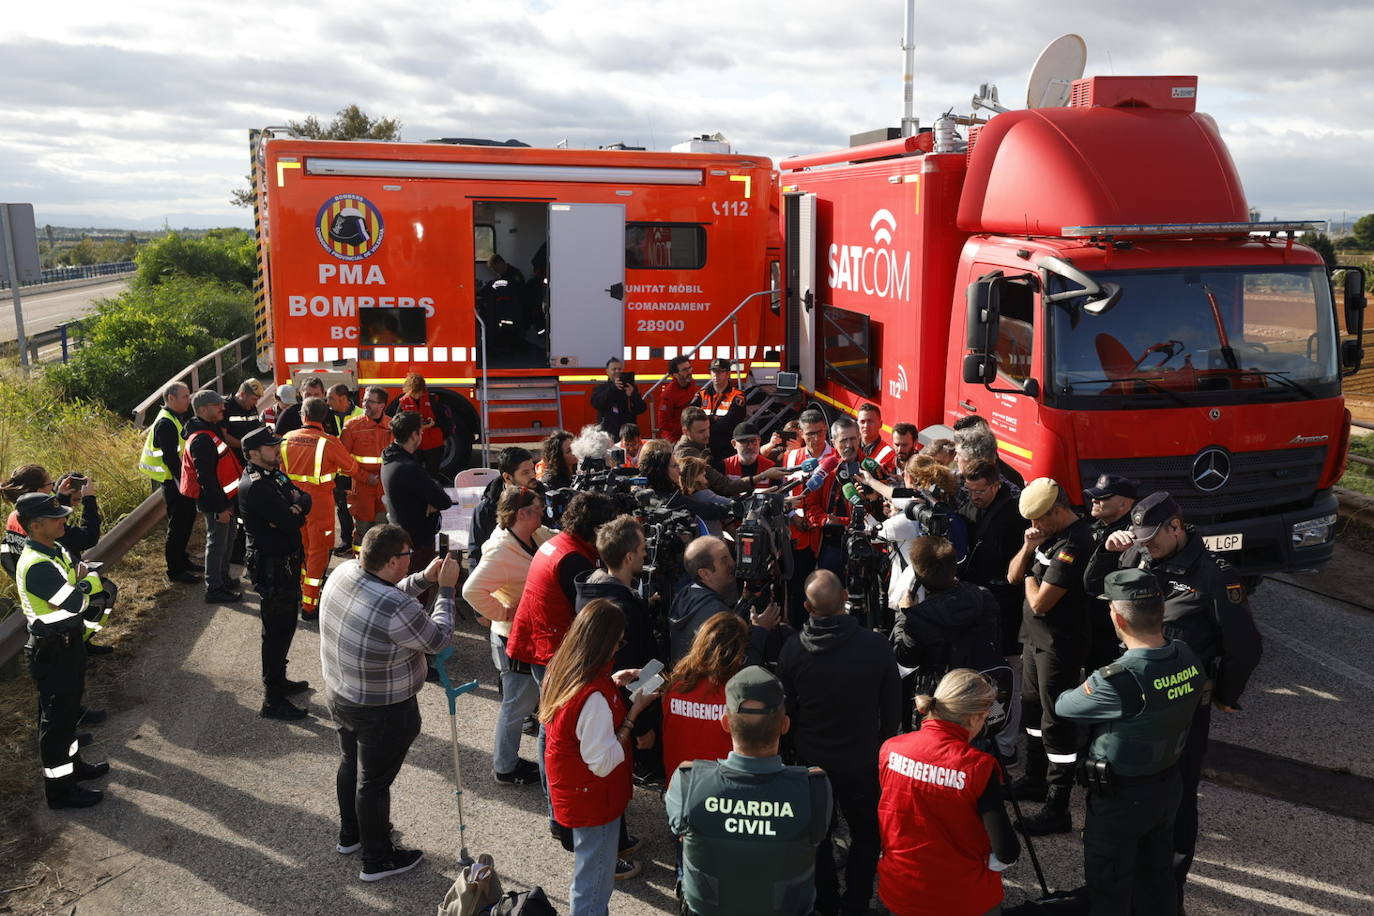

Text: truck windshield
xmin=1048 ymin=265 xmax=1339 ymax=407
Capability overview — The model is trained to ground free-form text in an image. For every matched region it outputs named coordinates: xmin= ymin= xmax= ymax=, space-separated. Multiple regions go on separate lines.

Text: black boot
xmin=1006 ymin=736 xmax=1048 ymax=801
xmin=73 ymin=757 xmax=111 ymax=782
xmin=1021 ymin=785 xmax=1073 ymax=836
xmin=46 ymin=777 xmax=103 ymax=809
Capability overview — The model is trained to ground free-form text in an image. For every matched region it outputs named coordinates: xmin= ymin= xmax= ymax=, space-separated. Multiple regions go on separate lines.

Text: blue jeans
xmin=203 ymin=511 xmax=235 ymax=591
xmin=531 ymin=663 xmax=553 ymax=820
xmin=491 ymin=631 xmax=539 ymax=774
xmin=570 ymin=817 xmax=621 ymax=916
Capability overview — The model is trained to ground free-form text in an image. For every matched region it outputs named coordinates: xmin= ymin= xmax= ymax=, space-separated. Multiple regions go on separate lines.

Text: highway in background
xmin=0 ymin=278 xmax=130 ymax=341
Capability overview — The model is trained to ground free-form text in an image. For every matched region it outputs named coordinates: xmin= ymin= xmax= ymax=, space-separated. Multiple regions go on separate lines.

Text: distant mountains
xmin=35 ymin=213 xmax=254 ymax=233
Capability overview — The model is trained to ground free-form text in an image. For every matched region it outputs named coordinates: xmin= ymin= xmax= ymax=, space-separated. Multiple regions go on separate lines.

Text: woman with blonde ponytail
xmin=876 ymin=669 xmax=1020 ymax=916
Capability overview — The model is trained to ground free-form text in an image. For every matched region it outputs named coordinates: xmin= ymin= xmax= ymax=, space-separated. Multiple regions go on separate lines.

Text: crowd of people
xmin=4 ymin=354 xmax=1263 ymax=915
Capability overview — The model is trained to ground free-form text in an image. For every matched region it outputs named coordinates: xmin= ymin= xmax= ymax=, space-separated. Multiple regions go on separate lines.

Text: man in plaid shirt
xmin=319 ymin=523 xmax=459 ymax=882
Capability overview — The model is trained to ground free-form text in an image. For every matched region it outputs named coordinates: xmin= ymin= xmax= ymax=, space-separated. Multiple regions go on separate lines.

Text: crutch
xmin=436 ymin=646 xmax=480 ymax=867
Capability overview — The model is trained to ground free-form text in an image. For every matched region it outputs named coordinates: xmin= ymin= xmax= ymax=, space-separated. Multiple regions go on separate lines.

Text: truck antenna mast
xmin=901 ymin=0 xmax=918 ymax=137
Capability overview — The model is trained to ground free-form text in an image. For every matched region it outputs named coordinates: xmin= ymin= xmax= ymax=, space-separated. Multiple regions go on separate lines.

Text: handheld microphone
xmin=803 ymin=452 xmax=840 ymax=492
xmin=777 ymin=456 xmax=821 ymax=473
xmin=861 ymin=457 xmax=889 ymax=481
xmin=841 ymin=482 xmax=865 ymax=507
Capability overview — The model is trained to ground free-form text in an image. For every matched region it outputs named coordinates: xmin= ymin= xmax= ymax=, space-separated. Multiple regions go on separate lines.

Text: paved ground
xmin=0 ymin=278 xmax=128 ymax=340
xmin=6 ymin=554 xmax=1374 ymax=914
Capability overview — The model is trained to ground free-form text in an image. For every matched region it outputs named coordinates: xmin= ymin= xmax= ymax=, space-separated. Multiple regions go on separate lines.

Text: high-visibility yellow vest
xmin=16 ymin=542 xmax=89 ymax=631
xmin=138 ymin=408 xmax=186 ymax=482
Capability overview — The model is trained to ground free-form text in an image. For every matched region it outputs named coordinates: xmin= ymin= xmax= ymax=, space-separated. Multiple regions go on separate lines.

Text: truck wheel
xmin=433 ymin=389 xmax=475 ymax=477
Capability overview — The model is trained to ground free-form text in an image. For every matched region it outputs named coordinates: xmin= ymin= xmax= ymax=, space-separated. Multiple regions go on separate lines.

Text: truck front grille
xmin=1078 ymin=446 xmax=1326 ymax=525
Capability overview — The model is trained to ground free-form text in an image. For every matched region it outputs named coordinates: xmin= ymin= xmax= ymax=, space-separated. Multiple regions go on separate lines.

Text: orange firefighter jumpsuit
xmin=340 ymin=412 xmax=391 ymax=550
xmin=281 ymin=421 xmax=362 ymax=614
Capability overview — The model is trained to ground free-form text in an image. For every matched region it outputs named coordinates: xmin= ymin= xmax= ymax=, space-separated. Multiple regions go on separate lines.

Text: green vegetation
xmin=231 ymin=104 xmax=401 ymax=207
xmin=0 ymin=367 xmax=149 ymax=612
xmin=47 ymin=229 xmax=256 ymax=419
xmin=1339 ymin=434 xmax=1374 ymax=499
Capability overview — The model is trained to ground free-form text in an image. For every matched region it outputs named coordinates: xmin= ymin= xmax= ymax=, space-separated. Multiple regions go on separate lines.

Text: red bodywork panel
xmin=958 ymin=106 xmax=1247 ymax=235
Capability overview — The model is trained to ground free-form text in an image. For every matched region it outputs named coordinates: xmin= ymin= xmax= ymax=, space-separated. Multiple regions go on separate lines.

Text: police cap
xmin=16 ymin=492 xmax=72 ymax=523
xmin=725 ymin=665 xmax=785 ymax=715
xmin=241 ymin=427 xmax=282 ymax=453
xmin=732 ymin=422 xmax=760 ymax=441
xmin=1101 ymin=568 xmax=1163 ymax=602
xmin=1130 ymin=491 xmax=1182 ymax=542
xmin=1084 ymin=473 xmax=1138 ymax=501
xmin=1018 ymin=477 xmax=1062 ymax=520
xmin=708 ymin=357 xmax=731 ymax=372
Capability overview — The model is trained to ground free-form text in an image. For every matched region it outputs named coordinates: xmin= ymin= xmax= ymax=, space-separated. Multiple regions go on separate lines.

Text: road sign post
xmin=0 ymin=204 xmax=42 ymax=373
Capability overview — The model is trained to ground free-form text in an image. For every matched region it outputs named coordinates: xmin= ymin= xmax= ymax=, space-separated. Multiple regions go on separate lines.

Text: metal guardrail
xmin=131 ymin=333 xmax=254 ymax=427
xmin=0 ymin=259 xmax=136 ymax=292
xmin=0 ymin=320 xmax=81 ymax=364
xmin=1351 ymin=419 xmax=1374 ymax=469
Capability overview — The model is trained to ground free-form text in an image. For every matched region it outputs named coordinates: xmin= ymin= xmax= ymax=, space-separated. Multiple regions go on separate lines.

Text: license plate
xmin=1202 ymin=533 xmax=1243 ymax=552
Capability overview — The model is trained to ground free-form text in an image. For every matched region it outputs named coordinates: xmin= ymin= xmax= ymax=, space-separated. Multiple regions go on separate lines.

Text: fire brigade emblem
xmin=316 ymin=193 xmax=384 ymax=261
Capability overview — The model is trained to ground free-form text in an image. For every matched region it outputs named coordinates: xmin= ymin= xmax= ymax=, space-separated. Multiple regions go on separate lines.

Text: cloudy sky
xmin=2 ymin=0 xmax=1372 ymax=230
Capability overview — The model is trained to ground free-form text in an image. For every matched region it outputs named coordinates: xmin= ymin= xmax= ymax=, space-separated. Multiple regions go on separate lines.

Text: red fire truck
xmin=779 ymin=73 xmax=1366 ymax=576
xmin=249 ymin=131 xmax=783 ymax=471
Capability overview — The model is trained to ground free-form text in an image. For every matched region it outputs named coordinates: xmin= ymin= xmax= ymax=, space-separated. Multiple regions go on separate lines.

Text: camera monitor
xmin=359 ymin=307 xmax=427 ymax=346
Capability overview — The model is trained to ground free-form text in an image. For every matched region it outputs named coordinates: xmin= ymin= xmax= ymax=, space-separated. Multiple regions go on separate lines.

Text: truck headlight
xmin=1291 ymin=514 xmax=1337 ymax=548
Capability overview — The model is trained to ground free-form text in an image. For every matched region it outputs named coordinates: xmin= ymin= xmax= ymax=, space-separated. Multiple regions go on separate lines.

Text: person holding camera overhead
xmin=591 ymin=358 xmax=646 ymax=439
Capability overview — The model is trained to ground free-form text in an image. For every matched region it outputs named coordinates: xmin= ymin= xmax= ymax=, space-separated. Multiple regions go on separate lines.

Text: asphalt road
xmin=10 ymin=555 xmax=1374 ymax=915
xmin=0 ymin=278 xmax=129 ymax=340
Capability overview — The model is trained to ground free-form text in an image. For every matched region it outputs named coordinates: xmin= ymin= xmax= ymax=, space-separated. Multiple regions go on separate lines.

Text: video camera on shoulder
xmin=901 ymin=485 xmax=957 ymax=538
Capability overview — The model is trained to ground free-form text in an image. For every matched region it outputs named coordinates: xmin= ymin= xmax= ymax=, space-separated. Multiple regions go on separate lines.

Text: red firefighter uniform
xmin=280 ymin=421 xmax=362 ymax=613
xmin=860 ymin=437 xmax=898 ymax=475
xmin=340 ymin=412 xmax=391 ymax=541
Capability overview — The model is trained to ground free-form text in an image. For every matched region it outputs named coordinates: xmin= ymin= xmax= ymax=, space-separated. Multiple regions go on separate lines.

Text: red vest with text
xmin=876 ymin=718 xmax=1003 ymax=916
xmin=660 ymin=678 xmax=733 ymax=777
xmin=398 ymin=392 xmax=443 ymax=451
xmin=178 ymin=429 xmax=242 ymax=501
xmin=546 ymin=676 xmax=632 ymax=828
xmin=506 ymin=532 xmax=598 ymax=666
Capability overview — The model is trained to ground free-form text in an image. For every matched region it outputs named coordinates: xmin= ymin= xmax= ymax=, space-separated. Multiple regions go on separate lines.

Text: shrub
xmin=48 ymin=277 xmax=253 ymax=419
xmin=135 ymin=230 xmax=257 ymax=289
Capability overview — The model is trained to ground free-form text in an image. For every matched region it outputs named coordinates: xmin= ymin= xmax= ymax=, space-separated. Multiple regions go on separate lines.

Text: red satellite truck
xmin=248 ymin=130 xmax=783 ymax=473
xmin=778 ymin=67 xmax=1367 ymax=577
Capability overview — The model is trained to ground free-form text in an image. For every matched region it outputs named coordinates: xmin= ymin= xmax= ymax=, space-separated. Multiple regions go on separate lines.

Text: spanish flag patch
xmin=1057 ymin=549 xmax=1076 ymax=565
xmin=1226 ymin=583 xmax=1244 ymax=604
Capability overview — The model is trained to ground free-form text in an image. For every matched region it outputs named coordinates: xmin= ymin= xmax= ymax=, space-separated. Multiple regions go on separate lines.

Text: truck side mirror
xmin=965 ymin=272 xmax=1003 ymax=350
xmin=1342 ymin=267 xmax=1367 ymax=334
xmin=1341 ymin=338 xmax=1363 ymax=374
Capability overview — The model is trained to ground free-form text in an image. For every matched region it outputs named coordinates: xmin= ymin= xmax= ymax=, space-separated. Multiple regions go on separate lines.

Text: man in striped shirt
xmin=319 ymin=523 xmax=459 ymax=882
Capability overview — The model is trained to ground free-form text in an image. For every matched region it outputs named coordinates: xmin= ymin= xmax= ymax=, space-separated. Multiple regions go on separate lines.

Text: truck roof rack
xmin=1061 ymin=220 xmax=1327 ymax=239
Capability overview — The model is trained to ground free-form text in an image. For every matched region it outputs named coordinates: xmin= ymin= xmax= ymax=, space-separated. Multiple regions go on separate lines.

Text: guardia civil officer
xmin=665 ymin=666 xmax=833 ymax=916
xmin=15 ymin=492 xmax=111 ymax=809
xmin=1103 ymin=491 xmax=1261 ymax=909
xmin=1004 ymin=477 xmax=1095 ymax=835
xmin=1055 ymin=569 xmax=1205 ymax=915
xmin=1081 ymin=474 xmax=1138 ymax=671
xmin=238 ymin=427 xmax=313 ymax=720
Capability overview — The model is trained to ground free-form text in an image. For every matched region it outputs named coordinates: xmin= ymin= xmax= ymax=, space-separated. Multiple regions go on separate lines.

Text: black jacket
xmin=575 ymin=569 xmax=658 ymax=669
xmin=381 ymin=444 xmax=453 ymax=543
xmin=892 ymin=581 xmax=1003 ymax=687
xmin=185 ymin=418 xmax=233 ymax=514
xmin=274 ymin=403 xmax=303 ymax=436
xmin=590 ymin=380 xmax=646 ymax=438
xmin=667 ymin=581 xmax=771 ymax=666
xmin=777 ymin=614 xmax=901 ymax=772
xmin=238 ymin=461 xmax=310 ymax=557
xmin=958 ymin=480 xmax=1028 ymax=655
xmin=56 ymin=494 xmax=101 ymax=559
xmin=467 ymin=476 xmax=507 ymax=565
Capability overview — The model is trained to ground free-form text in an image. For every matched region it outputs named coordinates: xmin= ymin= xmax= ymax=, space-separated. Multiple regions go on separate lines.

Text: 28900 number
xmin=636 ymin=319 xmax=685 ymax=332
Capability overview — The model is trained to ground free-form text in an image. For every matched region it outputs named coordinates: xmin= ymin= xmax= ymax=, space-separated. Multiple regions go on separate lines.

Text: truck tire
xmin=433 ymin=388 xmax=476 ymax=477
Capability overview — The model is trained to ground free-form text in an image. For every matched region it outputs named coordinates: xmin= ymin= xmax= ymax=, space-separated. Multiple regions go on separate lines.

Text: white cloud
xmin=1 ymin=0 xmax=1371 ymax=227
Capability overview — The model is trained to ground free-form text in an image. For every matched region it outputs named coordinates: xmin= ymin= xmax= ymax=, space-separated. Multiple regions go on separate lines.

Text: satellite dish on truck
xmin=1026 ymin=34 xmax=1087 ymax=108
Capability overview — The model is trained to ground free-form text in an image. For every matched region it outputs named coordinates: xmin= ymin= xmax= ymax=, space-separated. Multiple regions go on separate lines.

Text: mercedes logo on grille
xmin=1192 ymin=447 xmax=1231 ymax=492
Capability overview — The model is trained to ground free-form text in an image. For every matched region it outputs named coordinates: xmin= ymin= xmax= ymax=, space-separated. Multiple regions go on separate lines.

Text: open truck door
xmin=548 ymin=202 xmax=626 ymax=368
xmin=784 ymin=191 xmax=819 ymax=391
